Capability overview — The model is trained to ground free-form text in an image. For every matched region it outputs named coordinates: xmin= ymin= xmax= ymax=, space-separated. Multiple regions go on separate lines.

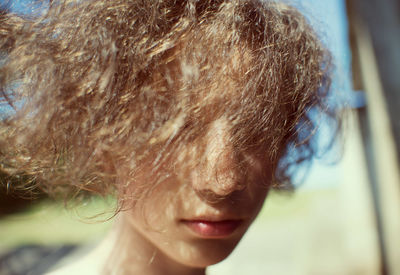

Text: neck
xmin=100 ymin=214 xmax=206 ymax=275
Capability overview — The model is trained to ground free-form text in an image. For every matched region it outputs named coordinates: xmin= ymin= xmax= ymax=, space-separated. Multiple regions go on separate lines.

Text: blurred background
xmin=1 ymin=0 xmax=399 ymax=274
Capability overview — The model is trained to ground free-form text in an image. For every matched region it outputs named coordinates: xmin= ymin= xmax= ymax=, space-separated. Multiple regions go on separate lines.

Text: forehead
xmin=139 ymin=38 xmax=280 ymax=149
xmin=110 ymin=12 xmax=302 ymax=166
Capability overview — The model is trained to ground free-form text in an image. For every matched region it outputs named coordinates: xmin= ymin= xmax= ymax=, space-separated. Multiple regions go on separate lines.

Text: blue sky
xmin=0 ymin=0 xmax=353 ymax=107
xmin=0 ymin=0 xmax=47 ymax=15
xmin=0 ymin=0 xmax=353 ymax=188
xmin=297 ymin=0 xmax=352 ymax=92
xmin=289 ymin=0 xmax=353 ymax=188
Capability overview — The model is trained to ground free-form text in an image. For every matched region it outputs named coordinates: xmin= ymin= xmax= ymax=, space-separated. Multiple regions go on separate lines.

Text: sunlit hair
xmin=0 ymin=0 xmax=338 ymax=203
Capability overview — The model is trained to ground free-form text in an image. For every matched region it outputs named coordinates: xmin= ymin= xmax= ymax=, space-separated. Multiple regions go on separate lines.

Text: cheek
xmin=251 ymin=185 xmax=269 ymax=219
xmin=125 ymin=201 xmax=241 ymax=268
xmin=119 ymin=157 xmax=271 ymax=268
xmin=127 ymin=181 xmax=180 ymax=229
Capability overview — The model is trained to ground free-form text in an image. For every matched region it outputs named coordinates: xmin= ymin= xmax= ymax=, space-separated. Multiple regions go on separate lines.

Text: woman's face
xmin=121 ymin=117 xmax=271 ymax=268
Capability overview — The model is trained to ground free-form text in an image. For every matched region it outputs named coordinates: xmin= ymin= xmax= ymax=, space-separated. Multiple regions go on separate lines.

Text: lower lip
xmin=182 ymin=220 xmax=242 ymax=238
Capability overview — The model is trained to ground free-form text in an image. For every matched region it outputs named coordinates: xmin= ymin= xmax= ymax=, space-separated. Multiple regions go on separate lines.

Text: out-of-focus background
xmin=1 ymin=0 xmax=399 ymax=274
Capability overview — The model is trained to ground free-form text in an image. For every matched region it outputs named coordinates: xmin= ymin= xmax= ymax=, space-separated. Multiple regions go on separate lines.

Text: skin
xmin=103 ymin=118 xmax=271 ymax=275
xmin=46 ymin=52 xmax=274 ymax=274
xmin=2 ymin=1 xmax=333 ymax=274
xmin=48 ymin=119 xmax=271 ymax=275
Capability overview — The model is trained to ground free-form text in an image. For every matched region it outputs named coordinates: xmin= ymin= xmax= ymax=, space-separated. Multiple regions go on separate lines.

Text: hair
xmin=0 ymin=0 xmax=339 ymax=205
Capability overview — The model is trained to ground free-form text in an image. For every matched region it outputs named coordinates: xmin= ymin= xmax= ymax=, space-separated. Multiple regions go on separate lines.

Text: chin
xmin=171 ymin=237 xmax=242 ymax=268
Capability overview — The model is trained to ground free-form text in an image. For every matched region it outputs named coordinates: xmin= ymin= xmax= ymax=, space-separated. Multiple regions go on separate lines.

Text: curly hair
xmin=0 ymin=0 xmax=338 ymax=203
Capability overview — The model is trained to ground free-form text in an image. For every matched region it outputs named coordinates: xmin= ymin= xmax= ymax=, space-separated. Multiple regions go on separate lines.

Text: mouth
xmin=181 ymin=219 xmax=243 ymax=238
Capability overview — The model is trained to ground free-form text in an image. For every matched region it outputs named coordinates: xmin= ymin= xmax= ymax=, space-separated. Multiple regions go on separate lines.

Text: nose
xmin=190 ymin=118 xmax=246 ymax=197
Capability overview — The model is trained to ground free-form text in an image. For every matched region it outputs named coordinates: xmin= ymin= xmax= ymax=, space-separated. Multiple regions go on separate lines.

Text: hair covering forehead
xmin=0 ymin=0 xmax=337 ymax=200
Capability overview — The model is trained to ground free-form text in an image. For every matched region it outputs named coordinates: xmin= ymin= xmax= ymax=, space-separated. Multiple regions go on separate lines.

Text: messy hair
xmin=0 ymin=0 xmax=338 ymax=202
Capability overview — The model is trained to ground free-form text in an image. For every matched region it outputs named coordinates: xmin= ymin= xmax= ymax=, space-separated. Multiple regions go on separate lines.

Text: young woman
xmin=0 ymin=0 xmax=338 ymax=274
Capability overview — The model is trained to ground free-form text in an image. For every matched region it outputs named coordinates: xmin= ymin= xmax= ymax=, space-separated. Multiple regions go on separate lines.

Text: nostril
xmin=189 ymin=117 xmax=248 ymax=198
xmin=189 ymin=157 xmax=246 ymax=198
xmin=194 ymin=187 xmax=243 ymax=204
xmin=193 ymin=167 xmax=246 ymax=197
xmin=195 ymin=189 xmax=228 ymax=204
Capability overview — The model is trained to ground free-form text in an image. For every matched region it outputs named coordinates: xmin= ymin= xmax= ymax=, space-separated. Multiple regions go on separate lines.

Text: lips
xmin=182 ymin=219 xmax=243 ymax=238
